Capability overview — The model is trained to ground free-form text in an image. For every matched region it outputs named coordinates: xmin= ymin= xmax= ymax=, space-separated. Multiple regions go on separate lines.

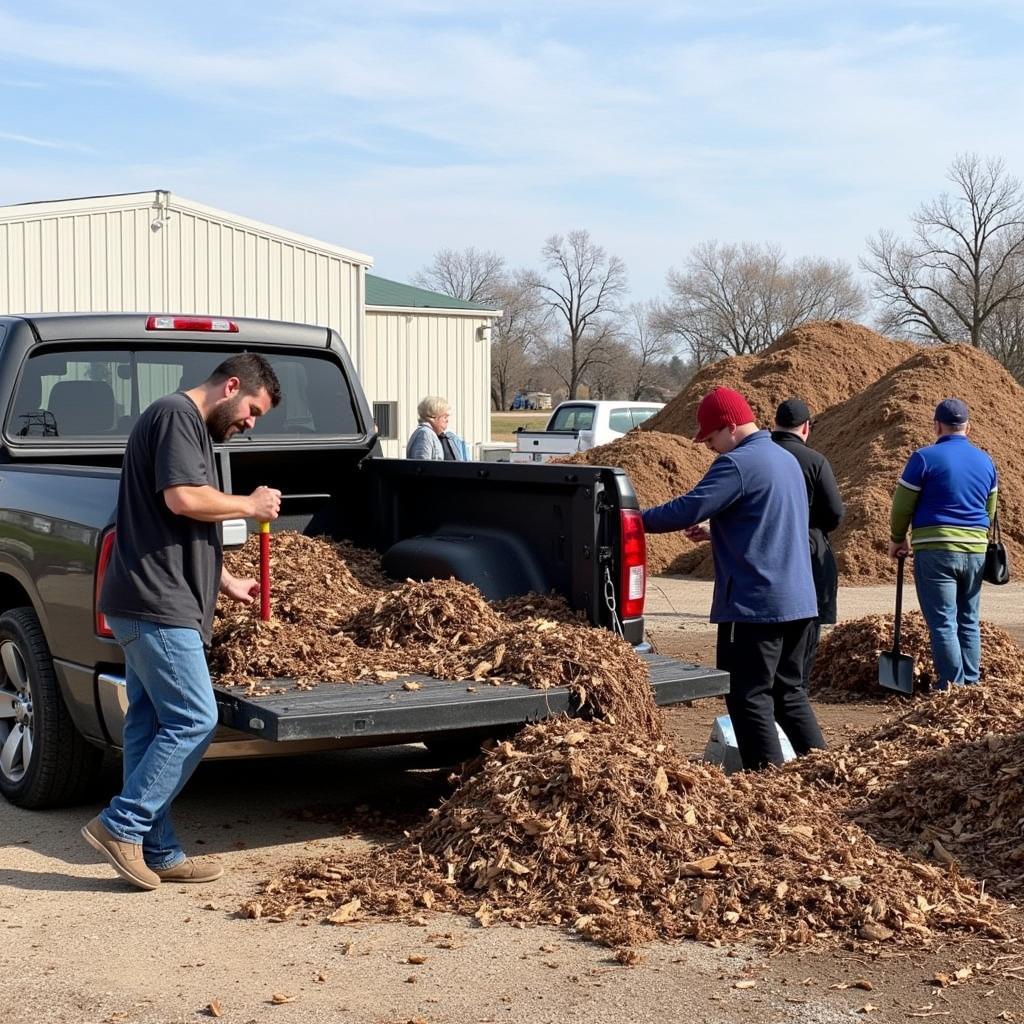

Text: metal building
xmin=364 ymin=275 xmax=496 ymax=458
xmin=0 ymin=190 xmax=497 ymax=457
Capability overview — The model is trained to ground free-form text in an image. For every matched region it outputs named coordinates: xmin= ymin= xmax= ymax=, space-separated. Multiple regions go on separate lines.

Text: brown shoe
xmin=153 ymin=857 xmax=224 ymax=883
xmin=81 ymin=816 xmax=160 ymax=891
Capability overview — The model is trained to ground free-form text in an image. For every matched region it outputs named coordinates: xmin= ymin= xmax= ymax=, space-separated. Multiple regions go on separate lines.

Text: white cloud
xmin=2 ymin=3 xmax=1024 ymax=299
xmin=0 ymin=130 xmax=94 ymax=152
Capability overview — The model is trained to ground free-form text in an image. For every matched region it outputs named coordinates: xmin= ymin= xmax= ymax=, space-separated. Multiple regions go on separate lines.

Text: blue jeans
xmin=99 ymin=617 xmax=218 ymax=869
xmin=913 ymin=549 xmax=985 ymax=690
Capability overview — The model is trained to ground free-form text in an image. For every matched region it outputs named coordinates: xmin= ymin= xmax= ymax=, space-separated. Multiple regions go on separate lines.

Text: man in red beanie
xmin=643 ymin=387 xmax=825 ymax=770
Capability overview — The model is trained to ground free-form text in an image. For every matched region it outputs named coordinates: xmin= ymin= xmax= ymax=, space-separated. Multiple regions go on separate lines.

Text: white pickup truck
xmin=511 ymin=400 xmax=664 ymax=463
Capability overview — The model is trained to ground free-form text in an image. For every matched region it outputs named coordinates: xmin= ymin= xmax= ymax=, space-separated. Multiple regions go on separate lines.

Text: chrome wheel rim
xmin=0 ymin=640 xmax=34 ymax=784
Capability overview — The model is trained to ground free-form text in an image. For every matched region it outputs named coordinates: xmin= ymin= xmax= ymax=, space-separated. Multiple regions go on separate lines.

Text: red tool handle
xmin=259 ymin=521 xmax=271 ymax=621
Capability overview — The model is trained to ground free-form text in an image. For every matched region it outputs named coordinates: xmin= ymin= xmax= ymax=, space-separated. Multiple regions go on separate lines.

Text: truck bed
xmin=214 ymin=654 xmax=728 ymax=742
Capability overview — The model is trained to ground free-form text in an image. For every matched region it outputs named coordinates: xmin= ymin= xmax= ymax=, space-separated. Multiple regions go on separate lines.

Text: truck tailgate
xmin=214 ymin=654 xmax=728 ymax=742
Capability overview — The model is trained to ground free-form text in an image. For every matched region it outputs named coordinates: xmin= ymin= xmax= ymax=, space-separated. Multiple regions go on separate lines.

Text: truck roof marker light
xmin=619 ymin=509 xmax=647 ymax=620
xmin=146 ymin=316 xmax=239 ymax=333
xmin=94 ymin=529 xmax=116 ymax=638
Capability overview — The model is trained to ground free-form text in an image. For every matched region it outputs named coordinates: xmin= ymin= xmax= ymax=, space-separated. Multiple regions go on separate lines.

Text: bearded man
xmin=81 ymin=354 xmax=282 ymax=890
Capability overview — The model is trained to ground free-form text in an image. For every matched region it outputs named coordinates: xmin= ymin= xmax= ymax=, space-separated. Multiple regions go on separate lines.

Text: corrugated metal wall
xmin=0 ymin=192 xmax=495 ymax=460
xmin=364 ymin=309 xmax=492 ymax=458
xmin=0 ymin=192 xmax=367 ymax=371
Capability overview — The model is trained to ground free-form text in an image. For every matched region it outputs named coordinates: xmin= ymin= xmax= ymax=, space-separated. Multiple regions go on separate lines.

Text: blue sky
xmin=2 ymin=1 xmax=1023 ymax=301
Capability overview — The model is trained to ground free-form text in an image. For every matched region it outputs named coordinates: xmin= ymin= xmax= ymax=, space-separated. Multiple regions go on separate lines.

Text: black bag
xmin=984 ymin=510 xmax=1011 ymax=585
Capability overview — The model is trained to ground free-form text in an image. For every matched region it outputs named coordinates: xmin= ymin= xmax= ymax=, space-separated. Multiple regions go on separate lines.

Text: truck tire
xmin=0 ymin=607 xmax=103 ymax=808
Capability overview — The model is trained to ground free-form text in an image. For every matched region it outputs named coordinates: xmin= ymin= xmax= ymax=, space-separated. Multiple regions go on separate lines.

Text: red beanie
xmin=693 ymin=387 xmax=756 ymax=442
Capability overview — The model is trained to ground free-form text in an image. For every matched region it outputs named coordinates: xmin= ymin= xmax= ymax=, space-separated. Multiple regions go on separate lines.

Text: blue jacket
xmin=642 ymin=431 xmax=818 ymax=623
xmin=900 ymin=434 xmax=997 ymax=531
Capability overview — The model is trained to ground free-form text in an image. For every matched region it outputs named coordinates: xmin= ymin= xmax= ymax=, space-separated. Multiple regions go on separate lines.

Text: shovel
xmin=879 ymin=554 xmax=915 ymax=694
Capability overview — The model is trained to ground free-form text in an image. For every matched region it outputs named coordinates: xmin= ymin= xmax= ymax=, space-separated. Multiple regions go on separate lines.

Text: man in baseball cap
xmin=643 ymin=386 xmax=825 ymax=771
xmin=771 ymin=398 xmax=844 ymax=692
xmin=889 ymin=397 xmax=998 ymax=689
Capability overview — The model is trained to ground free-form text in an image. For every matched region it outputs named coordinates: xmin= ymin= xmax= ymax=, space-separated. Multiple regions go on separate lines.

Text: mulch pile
xmin=242 ymin=716 xmax=1011 ymax=952
xmin=792 ymin=681 xmax=1024 ymax=898
xmin=811 ymin=343 xmax=1024 ymax=581
xmin=555 ymin=322 xmax=1023 ymax=584
xmin=556 ymin=431 xmax=711 ymax=573
xmin=811 ymin=612 xmax=1024 ymax=696
xmin=642 ymin=321 xmax=917 ymax=436
xmin=223 ymin=534 xmax=1023 ymax=957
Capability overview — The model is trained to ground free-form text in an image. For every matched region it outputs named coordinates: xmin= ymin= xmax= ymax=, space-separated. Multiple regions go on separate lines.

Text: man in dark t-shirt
xmin=81 ymin=354 xmax=282 ymax=891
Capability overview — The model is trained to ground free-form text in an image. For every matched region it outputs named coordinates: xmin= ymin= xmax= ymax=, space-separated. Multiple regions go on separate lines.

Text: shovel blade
xmin=879 ymin=652 xmax=915 ymax=695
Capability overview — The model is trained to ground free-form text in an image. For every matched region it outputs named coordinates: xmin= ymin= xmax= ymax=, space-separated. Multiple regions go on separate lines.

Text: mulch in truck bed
xmin=211 ymin=531 xmax=656 ymax=734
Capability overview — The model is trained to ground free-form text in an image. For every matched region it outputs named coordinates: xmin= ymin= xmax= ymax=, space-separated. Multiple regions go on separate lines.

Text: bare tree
xmin=622 ymin=301 xmax=676 ymax=400
xmin=536 ymin=230 xmax=628 ymax=399
xmin=489 ymin=272 xmax=548 ymax=410
xmin=985 ymin=300 xmax=1024 ymax=380
xmin=862 ymin=153 xmax=1024 ymax=349
xmin=657 ymin=241 xmax=865 ymax=365
xmin=412 ymin=246 xmax=508 ymax=305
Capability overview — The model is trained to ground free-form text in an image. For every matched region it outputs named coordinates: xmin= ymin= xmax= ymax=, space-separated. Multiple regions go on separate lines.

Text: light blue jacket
xmin=406 ymin=422 xmax=469 ymax=461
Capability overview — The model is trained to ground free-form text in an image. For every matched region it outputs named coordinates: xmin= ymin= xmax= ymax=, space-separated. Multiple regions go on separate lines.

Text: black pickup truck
xmin=0 ymin=312 xmax=727 ymax=808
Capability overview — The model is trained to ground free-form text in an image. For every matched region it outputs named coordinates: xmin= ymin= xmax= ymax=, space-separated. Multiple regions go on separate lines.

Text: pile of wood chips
xmin=811 ymin=612 xmax=1024 ymax=696
xmin=227 ymin=532 xmax=1022 ymax=957
xmin=210 ymin=532 xmax=654 ymax=733
xmin=792 ymin=680 xmax=1024 ymax=897
xmin=242 ymin=717 xmax=1012 ymax=952
xmin=350 ymin=579 xmax=503 ymax=648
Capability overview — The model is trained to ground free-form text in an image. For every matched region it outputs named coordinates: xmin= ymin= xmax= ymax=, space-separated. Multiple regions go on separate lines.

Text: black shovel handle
xmin=893 ymin=554 xmax=905 ymax=658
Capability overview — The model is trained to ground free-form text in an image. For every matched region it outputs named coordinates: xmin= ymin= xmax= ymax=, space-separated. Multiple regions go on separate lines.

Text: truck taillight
xmin=95 ymin=529 xmax=116 ymax=638
xmin=619 ymin=509 xmax=646 ymax=620
xmin=145 ymin=316 xmax=238 ymax=333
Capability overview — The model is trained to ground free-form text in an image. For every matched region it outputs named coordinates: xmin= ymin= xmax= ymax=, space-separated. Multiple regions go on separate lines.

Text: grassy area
xmin=491 ymin=413 xmax=549 ymax=442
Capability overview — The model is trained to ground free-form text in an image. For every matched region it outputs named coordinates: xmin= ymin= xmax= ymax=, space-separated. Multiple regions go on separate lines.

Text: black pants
xmin=717 ymin=619 xmax=827 ymax=771
xmin=803 ymin=619 xmax=822 ymax=692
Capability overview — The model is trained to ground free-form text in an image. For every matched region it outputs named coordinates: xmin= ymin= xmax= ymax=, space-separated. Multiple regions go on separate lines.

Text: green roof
xmin=365 ymin=273 xmax=498 ymax=312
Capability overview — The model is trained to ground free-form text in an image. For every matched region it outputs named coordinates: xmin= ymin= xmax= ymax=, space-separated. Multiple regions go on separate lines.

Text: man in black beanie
xmin=772 ymin=398 xmax=845 ymax=690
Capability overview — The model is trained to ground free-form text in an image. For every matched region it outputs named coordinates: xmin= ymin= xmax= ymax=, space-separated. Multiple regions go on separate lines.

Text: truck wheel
xmin=0 ymin=607 xmax=103 ymax=808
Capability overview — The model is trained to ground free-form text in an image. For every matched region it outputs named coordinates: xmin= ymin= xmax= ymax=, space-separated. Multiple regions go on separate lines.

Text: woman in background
xmin=406 ymin=395 xmax=469 ymax=460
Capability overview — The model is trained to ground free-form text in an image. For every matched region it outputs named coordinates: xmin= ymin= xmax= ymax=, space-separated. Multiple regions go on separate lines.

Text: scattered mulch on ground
xmin=811 ymin=612 xmax=1024 ymax=696
xmin=242 ymin=717 xmax=1009 ymax=952
xmin=791 ymin=681 xmax=1024 ymax=897
xmin=555 ymin=431 xmax=712 ymax=574
xmin=811 ymin=343 xmax=1024 ymax=582
xmin=643 ymin=321 xmax=917 ymax=436
xmin=856 ymin=729 xmax=1024 ymax=898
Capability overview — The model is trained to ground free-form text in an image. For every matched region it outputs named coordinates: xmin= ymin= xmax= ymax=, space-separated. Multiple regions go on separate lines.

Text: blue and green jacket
xmin=890 ymin=434 xmax=998 ymax=553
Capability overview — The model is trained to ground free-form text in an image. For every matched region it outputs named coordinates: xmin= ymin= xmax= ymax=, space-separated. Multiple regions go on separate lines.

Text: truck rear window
xmin=549 ymin=405 xmax=595 ymax=431
xmin=6 ymin=346 xmax=362 ymax=442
